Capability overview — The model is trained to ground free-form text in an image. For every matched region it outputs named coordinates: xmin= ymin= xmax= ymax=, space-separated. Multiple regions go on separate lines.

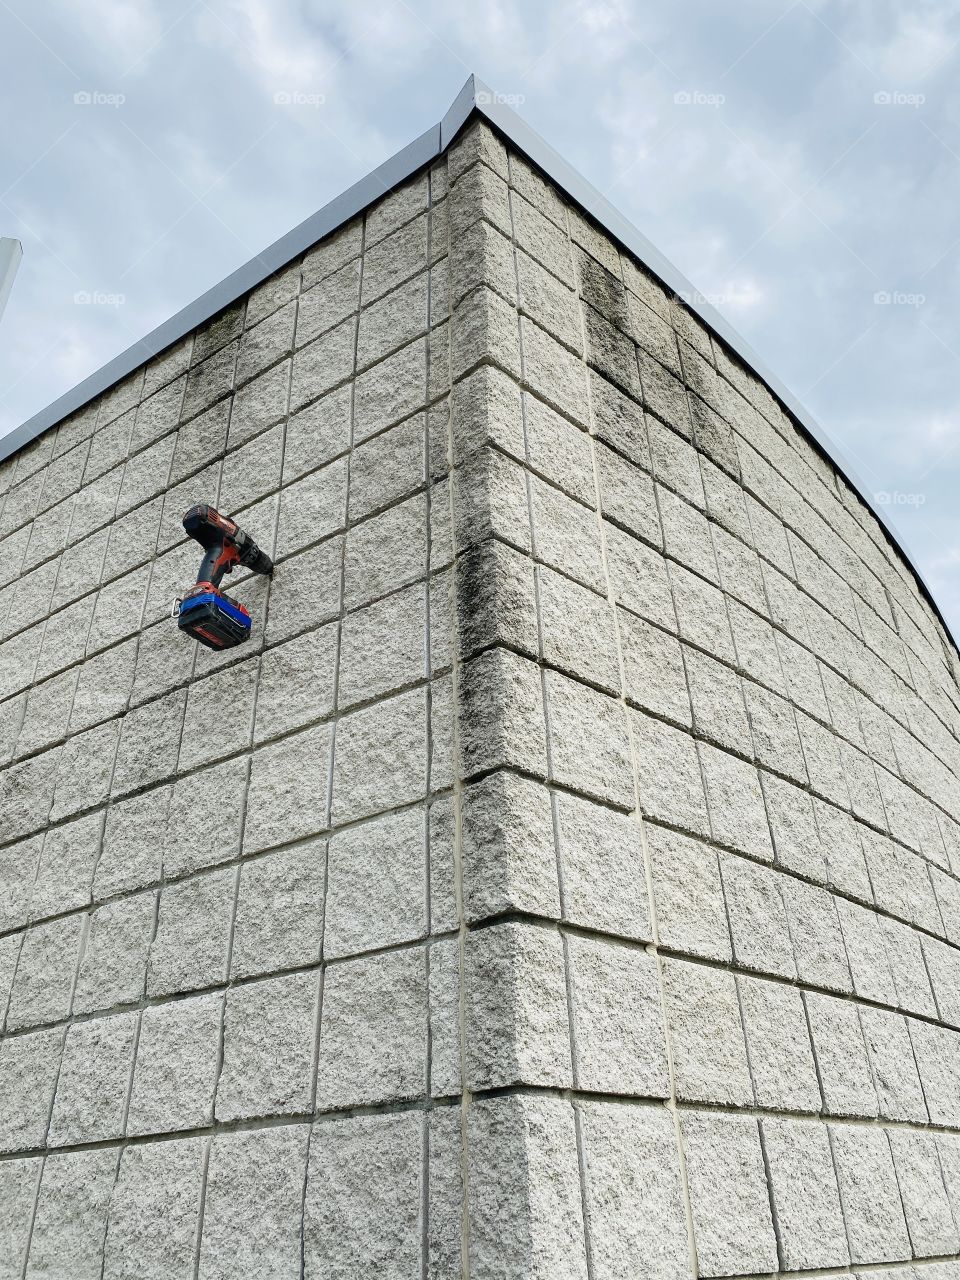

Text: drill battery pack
xmin=176 ymin=587 xmax=251 ymax=650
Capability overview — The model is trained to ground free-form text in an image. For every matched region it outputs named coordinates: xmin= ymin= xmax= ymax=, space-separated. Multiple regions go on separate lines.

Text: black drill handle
xmin=197 ymin=540 xmax=240 ymax=589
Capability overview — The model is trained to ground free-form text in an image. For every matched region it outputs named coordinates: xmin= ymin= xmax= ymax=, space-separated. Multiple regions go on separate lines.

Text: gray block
xmin=738 ymin=974 xmax=821 ymax=1112
xmin=330 ymin=687 xmax=427 ymax=824
xmin=48 ymin=1011 xmax=137 ymax=1144
xmin=760 ymin=1117 xmax=849 ymax=1269
xmin=147 ymin=866 xmax=235 ymax=997
xmin=649 ymin=826 xmax=731 ymax=962
xmin=127 ymin=992 xmax=222 ymax=1135
xmin=6 ymin=915 xmax=83 ymax=1030
xmin=199 ymin=1126 xmax=310 ymax=1280
xmin=830 ymin=1123 xmax=912 ymax=1263
xmin=860 ymin=1007 xmax=929 ymax=1123
xmin=578 ymin=1101 xmax=691 ymax=1280
xmin=464 ymin=921 xmax=571 ymax=1090
xmin=316 ymin=946 xmax=427 ymax=1109
xmin=469 ymin=1095 xmax=588 ymax=1280
xmin=103 ymin=1139 xmax=205 ymax=1280
xmin=338 ymin=581 xmax=426 ymax=709
xmin=461 ymin=772 xmax=560 ymax=922
xmin=73 ymin=889 xmax=155 ymax=1011
xmin=804 ymin=992 xmax=878 ymax=1117
xmin=888 ymin=1128 xmax=960 ymax=1257
xmin=244 ymin=721 xmax=331 ymax=852
xmin=231 ymin=839 xmax=326 ymax=978
xmin=681 ymin=1111 xmax=778 ymax=1277
xmin=545 ymin=669 xmax=634 ymax=808
xmin=661 ymin=958 xmax=753 ymax=1105
xmin=0 ymin=1158 xmax=40 ymax=1280
xmin=567 ymin=934 xmax=668 ymax=1096
xmin=217 ymin=971 xmax=318 ymax=1120
xmin=555 ymin=792 xmax=651 ymax=940
xmin=720 ymin=854 xmax=796 ymax=978
xmin=165 ymin=756 xmax=247 ymax=877
xmin=304 ymin=1111 xmax=422 ymax=1280
xmin=457 ymin=649 xmax=546 ymax=780
xmin=25 ymin=1148 xmax=118 ymax=1280
xmin=0 ymin=1027 xmax=64 ymax=1153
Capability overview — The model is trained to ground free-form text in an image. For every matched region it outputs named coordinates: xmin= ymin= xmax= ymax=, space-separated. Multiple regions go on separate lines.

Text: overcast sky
xmin=2 ymin=0 xmax=959 ymax=635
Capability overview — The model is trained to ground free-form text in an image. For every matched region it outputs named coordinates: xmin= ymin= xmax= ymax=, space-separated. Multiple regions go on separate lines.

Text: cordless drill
xmin=176 ymin=504 xmax=274 ymax=650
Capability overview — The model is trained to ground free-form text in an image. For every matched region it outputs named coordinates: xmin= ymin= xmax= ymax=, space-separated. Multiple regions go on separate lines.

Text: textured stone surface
xmin=217 ymin=971 xmax=318 ymax=1120
xmin=830 ymin=1124 xmax=912 ymax=1262
xmin=48 ymin=1011 xmax=137 ymax=1144
xmin=315 ymin=947 xmax=427 ymax=1109
xmin=2 ymin=116 xmax=959 ymax=1280
xmin=127 ymin=993 xmax=222 ymax=1135
xmin=304 ymin=1112 xmax=422 ymax=1280
xmin=199 ymin=1126 xmax=310 ymax=1279
xmin=469 ymin=1095 xmax=588 ymax=1280
xmin=760 ymin=1117 xmax=850 ymax=1270
xmin=103 ymin=1139 xmax=205 ymax=1280
xmin=681 ymin=1112 xmax=778 ymax=1277
xmin=325 ymin=806 xmax=427 ymax=956
xmin=579 ymin=1102 xmax=692 ymax=1280
xmin=567 ymin=934 xmax=668 ymax=1095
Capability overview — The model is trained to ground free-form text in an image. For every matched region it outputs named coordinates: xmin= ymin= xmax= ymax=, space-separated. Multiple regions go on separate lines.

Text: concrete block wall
xmin=1 ymin=115 xmax=960 ymax=1277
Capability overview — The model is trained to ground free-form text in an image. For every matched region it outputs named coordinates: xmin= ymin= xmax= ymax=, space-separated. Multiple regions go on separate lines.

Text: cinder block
xmin=804 ymin=992 xmax=877 ymax=1117
xmin=102 ymin=1139 xmax=205 ymax=1280
xmin=738 ymin=974 xmax=821 ymax=1112
xmin=199 ymin=1126 xmax=310 ymax=1280
xmin=860 ymin=1007 xmax=929 ymax=1122
xmin=469 ymin=1095 xmax=588 ymax=1280
xmin=555 ymin=792 xmax=651 ymax=941
xmin=6 ymin=915 xmax=83 ymax=1031
xmin=127 ymin=993 xmax=222 ymax=1135
xmin=0 ymin=1158 xmax=40 ymax=1280
xmin=244 ymin=721 xmax=331 ymax=853
xmin=567 ymin=934 xmax=668 ymax=1096
xmin=578 ymin=1101 xmax=690 ymax=1280
xmin=48 ymin=1011 xmax=137 ymax=1144
xmin=464 ymin=921 xmax=571 ymax=1090
xmin=304 ymin=1112 xmax=422 ymax=1277
xmin=315 ymin=946 xmax=427 ymax=1110
xmin=887 ymin=1128 xmax=959 ymax=1257
xmin=461 ymin=772 xmax=560 ymax=922
xmin=325 ymin=806 xmax=428 ymax=957
xmin=73 ymin=892 xmax=154 ymax=1014
xmin=760 ymin=1118 xmax=849 ymax=1269
xmin=457 ymin=649 xmax=546 ymax=781
xmin=830 ymin=1124 xmax=912 ymax=1263
xmin=649 ymin=826 xmax=730 ymax=961
xmin=25 ymin=1149 xmax=118 ymax=1280
xmin=0 ymin=1027 xmax=64 ymax=1153
xmin=661 ymin=958 xmax=753 ymax=1105
xmin=545 ymin=670 xmax=633 ymax=809
xmin=216 ymin=972 xmax=318 ymax=1121
xmin=681 ymin=1112 xmax=778 ymax=1277
xmin=147 ymin=867 xmax=234 ymax=997
xmin=632 ymin=711 xmax=710 ymax=837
